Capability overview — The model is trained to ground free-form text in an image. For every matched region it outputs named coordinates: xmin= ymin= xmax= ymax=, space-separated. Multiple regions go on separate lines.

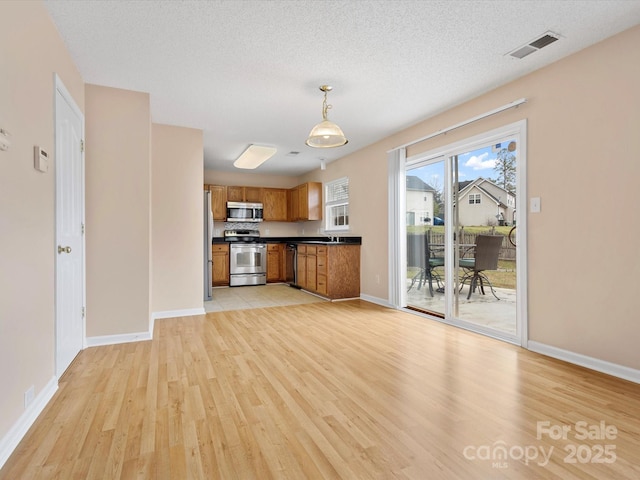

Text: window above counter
xmin=324 ymin=177 xmax=349 ymax=232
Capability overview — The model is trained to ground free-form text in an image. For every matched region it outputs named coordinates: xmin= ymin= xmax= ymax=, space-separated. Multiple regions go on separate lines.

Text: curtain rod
xmin=389 ymin=97 xmax=527 ymax=152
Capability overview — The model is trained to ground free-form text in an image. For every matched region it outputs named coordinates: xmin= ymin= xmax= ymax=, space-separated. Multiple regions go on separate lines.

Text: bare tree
xmin=493 ymin=148 xmax=516 ymax=192
xmin=429 ymin=176 xmax=443 ymax=217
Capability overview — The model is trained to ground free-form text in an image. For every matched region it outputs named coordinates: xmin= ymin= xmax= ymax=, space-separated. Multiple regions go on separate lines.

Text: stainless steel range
xmin=225 ymin=230 xmax=267 ymax=286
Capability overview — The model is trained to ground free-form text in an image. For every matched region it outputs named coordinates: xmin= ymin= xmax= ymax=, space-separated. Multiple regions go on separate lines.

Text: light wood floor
xmin=2 ymin=300 xmax=640 ymax=479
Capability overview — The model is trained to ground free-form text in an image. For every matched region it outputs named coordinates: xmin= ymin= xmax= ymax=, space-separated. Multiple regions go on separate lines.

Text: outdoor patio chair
xmin=458 ymin=234 xmax=503 ymax=300
xmin=407 ymin=234 xmax=444 ymax=296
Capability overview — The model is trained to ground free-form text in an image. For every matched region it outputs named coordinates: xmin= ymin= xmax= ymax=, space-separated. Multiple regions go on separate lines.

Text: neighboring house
xmin=457 ymin=178 xmax=515 ymax=226
xmin=406 ymin=176 xmax=436 ymax=225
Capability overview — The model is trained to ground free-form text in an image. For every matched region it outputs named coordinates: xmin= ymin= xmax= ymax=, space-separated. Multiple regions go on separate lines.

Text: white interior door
xmin=55 ymin=76 xmax=85 ymax=378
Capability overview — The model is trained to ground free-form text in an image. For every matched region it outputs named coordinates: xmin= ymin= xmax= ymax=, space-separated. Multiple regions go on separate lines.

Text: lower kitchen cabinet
xmin=305 ymin=247 xmax=317 ymax=291
xmin=267 ymin=243 xmax=285 ymax=282
xmin=316 ymin=247 xmax=328 ymax=295
xmin=297 ymin=245 xmax=308 ymax=289
xmin=298 ymin=244 xmax=360 ymax=299
xmin=212 ymin=243 xmax=230 ymax=286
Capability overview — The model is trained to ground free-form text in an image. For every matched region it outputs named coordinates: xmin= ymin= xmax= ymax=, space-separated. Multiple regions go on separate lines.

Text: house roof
xmin=406 ymin=176 xmax=436 ymax=192
xmin=458 ymin=177 xmax=513 ymax=207
xmin=458 ymin=180 xmax=473 ymax=191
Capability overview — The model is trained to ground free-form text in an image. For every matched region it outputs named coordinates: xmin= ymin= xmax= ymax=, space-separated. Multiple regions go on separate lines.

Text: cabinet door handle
xmin=58 ymin=245 xmax=72 ymax=254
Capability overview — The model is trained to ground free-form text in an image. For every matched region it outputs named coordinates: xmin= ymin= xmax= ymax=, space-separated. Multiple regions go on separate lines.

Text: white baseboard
xmin=85 ymin=308 xmax=206 ymax=348
xmin=528 ymin=341 xmax=640 ymax=384
xmin=0 ymin=376 xmax=58 ymax=470
xmin=152 ymin=307 xmax=205 ymax=320
xmin=359 ymin=294 xmax=395 ymax=309
xmin=85 ymin=330 xmax=152 ymax=347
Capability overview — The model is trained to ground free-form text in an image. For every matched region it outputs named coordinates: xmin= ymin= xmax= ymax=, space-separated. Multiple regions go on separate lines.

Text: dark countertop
xmin=213 ymin=236 xmax=361 ymax=245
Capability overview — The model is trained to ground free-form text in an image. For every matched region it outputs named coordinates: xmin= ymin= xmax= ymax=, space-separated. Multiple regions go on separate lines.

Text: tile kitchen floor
xmin=204 ymin=283 xmax=326 ymax=312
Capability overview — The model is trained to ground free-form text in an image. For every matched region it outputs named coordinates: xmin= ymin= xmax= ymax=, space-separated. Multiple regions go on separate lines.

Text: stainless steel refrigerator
xmin=204 ymin=190 xmax=214 ymax=300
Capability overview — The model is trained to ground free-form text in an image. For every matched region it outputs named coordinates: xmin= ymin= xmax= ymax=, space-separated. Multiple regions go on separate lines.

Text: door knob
xmin=58 ymin=245 xmax=72 ymax=254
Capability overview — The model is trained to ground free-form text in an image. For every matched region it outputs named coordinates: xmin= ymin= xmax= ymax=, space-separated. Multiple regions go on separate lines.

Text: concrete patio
xmin=406 ymin=280 xmax=517 ymax=336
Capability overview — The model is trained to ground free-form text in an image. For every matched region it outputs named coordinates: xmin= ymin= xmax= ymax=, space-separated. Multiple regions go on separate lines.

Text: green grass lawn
xmin=408 ymin=260 xmax=516 ymax=290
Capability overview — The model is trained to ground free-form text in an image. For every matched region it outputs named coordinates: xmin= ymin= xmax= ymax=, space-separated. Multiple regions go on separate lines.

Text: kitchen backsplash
xmin=222 ymin=221 xmax=260 ymax=231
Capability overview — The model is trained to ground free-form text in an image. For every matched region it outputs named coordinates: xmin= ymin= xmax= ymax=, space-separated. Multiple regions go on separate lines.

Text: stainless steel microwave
xmin=226 ymin=201 xmax=264 ymax=222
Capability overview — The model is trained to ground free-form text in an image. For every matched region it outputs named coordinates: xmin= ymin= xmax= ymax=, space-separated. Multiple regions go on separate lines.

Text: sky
xmin=410 ymin=138 xmax=517 ymax=193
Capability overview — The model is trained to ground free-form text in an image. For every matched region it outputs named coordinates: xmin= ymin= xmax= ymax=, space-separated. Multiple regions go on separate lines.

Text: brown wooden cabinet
xmin=296 ymin=245 xmax=308 ymax=289
xmin=325 ymin=244 xmax=360 ymax=299
xmin=212 ymin=243 xmax=230 ymax=286
xmin=266 ymin=243 xmax=285 ymax=282
xmin=207 ymin=182 xmax=319 ymax=222
xmin=263 ymin=188 xmax=288 ymax=222
xmin=297 ymin=244 xmax=360 ymax=299
xmin=288 ymin=182 xmax=322 ymax=221
xmin=227 ymin=186 xmax=263 ymax=203
xmin=316 ymin=246 xmax=328 ymax=296
xmin=287 ymin=187 xmax=298 ymax=221
xmin=208 ymin=185 xmax=227 ymax=221
xmin=305 ymin=245 xmax=318 ymax=291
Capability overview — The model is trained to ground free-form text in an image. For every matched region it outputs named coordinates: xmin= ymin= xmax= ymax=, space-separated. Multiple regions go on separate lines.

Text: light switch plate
xmin=530 ymin=197 xmax=541 ymax=213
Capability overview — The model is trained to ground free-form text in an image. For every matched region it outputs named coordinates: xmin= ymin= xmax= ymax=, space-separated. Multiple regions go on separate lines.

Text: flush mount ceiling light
xmin=233 ymin=144 xmax=277 ymax=169
xmin=306 ymin=85 xmax=348 ymax=148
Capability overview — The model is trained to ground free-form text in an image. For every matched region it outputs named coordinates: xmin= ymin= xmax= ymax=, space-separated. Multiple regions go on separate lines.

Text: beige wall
xmin=0 ymin=1 xmax=84 ymax=441
xmin=305 ymin=25 xmax=640 ymax=370
xmin=152 ymin=124 xmax=204 ymax=313
xmin=85 ymin=85 xmax=151 ymax=337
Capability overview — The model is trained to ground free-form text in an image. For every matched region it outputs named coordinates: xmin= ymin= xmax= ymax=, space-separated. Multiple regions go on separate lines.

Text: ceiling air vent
xmin=286 ymin=151 xmax=300 ymax=157
xmin=507 ymin=31 xmax=560 ymax=59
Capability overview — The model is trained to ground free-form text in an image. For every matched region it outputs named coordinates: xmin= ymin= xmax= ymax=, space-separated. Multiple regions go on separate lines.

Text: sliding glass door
xmin=405 ymin=158 xmax=447 ymax=317
xmin=402 ymin=123 xmax=525 ymax=344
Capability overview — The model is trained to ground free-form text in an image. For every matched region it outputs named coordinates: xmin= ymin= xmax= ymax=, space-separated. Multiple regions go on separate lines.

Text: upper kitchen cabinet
xmin=208 ymin=185 xmax=227 ymax=221
xmin=227 ymin=186 xmax=263 ymax=203
xmin=262 ymin=188 xmax=288 ymax=222
xmin=289 ymin=182 xmax=322 ymax=221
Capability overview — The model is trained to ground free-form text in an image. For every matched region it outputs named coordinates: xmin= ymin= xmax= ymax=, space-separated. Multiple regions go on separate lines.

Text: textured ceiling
xmin=44 ymin=0 xmax=640 ymax=176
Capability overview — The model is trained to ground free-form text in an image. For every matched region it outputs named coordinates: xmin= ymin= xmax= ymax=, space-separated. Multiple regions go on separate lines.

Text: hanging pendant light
xmin=306 ymin=85 xmax=348 ymax=148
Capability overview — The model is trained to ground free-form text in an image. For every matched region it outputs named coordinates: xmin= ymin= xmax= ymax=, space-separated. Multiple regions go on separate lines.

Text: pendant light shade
xmin=306 ymin=120 xmax=348 ymax=148
xmin=306 ymin=85 xmax=348 ymax=148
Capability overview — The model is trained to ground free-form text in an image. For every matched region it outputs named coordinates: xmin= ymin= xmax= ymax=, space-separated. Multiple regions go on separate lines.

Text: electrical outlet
xmin=376 ymin=274 xmax=380 ymax=284
xmin=265 ymin=228 xmax=270 ymax=235
xmin=24 ymin=385 xmax=35 ymax=409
